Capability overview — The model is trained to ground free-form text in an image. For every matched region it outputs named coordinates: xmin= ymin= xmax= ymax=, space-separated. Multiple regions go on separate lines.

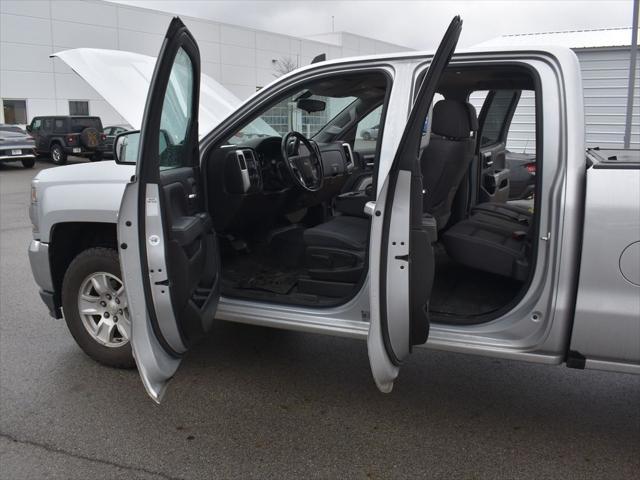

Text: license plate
xmin=72 ymin=147 xmax=81 ymax=153
xmin=11 ymin=149 xmax=22 ymax=155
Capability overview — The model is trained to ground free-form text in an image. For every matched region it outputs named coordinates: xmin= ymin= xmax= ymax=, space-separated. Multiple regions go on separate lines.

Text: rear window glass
xmin=70 ymin=117 xmax=102 ymax=132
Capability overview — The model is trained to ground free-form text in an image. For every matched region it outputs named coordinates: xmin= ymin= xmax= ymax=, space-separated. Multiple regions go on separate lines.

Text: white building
xmin=475 ymin=28 xmax=639 ymax=150
xmin=0 ymin=0 xmax=410 ymax=126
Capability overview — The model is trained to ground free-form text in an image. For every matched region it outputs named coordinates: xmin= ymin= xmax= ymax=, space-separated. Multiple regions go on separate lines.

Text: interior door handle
xmin=188 ymin=193 xmax=197 ymax=199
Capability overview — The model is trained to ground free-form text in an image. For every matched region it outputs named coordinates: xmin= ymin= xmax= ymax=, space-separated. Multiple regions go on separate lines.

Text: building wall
xmin=0 ymin=0 xmax=410 ymax=126
xmin=578 ymin=47 xmax=639 ymax=149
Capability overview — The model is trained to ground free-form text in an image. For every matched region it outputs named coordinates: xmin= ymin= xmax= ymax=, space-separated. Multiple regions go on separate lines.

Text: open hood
xmin=52 ymin=48 xmax=242 ymax=138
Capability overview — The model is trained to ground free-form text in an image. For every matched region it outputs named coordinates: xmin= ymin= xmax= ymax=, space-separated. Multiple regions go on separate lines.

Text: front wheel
xmin=50 ymin=144 xmax=67 ymax=165
xmin=62 ymin=247 xmax=135 ymax=369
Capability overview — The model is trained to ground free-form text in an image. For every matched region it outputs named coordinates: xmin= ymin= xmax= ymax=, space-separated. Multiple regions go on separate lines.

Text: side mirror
xmin=297 ymin=98 xmax=326 ymax=113
xmin=25 ymin=125 xmax=32 ymax=132
xmin=114 ymin=130 xmax=140 ymax=165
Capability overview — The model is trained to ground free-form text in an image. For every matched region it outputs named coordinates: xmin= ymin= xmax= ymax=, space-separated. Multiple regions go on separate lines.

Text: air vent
xmin=342 ymin=143 xmax=354 ymax=166
xmin=243 ymin=149 xmax=255 ymax=166
xmin=235 ymin=150 xmax=247 ymax=170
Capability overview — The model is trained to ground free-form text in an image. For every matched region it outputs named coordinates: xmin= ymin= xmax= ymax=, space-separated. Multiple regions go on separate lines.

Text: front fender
xmin=38 ymin=182 xmax=126 ymax=242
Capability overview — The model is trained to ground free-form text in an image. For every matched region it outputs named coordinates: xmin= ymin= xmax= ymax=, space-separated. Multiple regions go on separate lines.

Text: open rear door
xmin=368 ymin=16 xmax=462 ymax=392
xmin=117 ymin=18 xmax=221 ymax=402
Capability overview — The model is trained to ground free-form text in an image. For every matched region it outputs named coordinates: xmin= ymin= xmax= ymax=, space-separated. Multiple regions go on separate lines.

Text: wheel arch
xmin=49 ymin=222 xmax=118 ymax=307
xmin=48 ymin=138 xmax=64 ymax=150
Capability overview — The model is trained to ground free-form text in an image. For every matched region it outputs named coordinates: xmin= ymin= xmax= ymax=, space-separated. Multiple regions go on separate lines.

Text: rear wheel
xmin=21 ymin=158 xmax=35 ymax=168
xmin=50 ymin=144 xmax=67 ymax=165
xmin=62 ymin=247 xmax=135 ymax=369
xmin=90 ymin=152 xmax=103 ymax=162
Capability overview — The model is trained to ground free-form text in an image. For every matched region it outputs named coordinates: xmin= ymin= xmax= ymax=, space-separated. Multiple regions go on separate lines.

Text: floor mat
xmin=223 ymin=253 xmax=303 ymax=295
xmin=431 ymin=244 xmax=523 ymax=321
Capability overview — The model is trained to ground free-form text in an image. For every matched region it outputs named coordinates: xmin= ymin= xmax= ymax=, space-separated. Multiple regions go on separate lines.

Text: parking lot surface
xmin=1 ymin=159 xmax=639 ymax=479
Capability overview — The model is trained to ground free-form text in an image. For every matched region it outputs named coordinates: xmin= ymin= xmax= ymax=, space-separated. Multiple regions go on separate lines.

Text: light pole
xmin=623 ymin=0 xmax=639 ymax=149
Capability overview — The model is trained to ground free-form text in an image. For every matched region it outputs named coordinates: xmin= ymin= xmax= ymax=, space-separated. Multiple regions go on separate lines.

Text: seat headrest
xmin=431 ymin=100 xmax=478 ymax=140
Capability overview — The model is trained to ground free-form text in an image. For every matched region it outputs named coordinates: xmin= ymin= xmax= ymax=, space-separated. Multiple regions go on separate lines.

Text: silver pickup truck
xmin=28 ymin=17 xmax=640 ymax=403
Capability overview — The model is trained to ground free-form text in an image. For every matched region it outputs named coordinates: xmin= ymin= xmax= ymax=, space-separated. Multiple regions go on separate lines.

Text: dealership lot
xmin=1 ymin=160 xmax=639 ymax=479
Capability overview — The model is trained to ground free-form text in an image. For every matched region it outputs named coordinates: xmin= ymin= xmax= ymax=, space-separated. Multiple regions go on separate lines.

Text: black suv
xmin=27 ymin=116 xmax=106 ymax=165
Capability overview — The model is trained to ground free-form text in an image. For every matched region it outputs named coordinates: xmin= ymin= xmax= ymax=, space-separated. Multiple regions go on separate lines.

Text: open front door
xmin=118 ymin=18 xmax=220 ymax=402
xmin=368 ymin=17 xmax=462 ymax=392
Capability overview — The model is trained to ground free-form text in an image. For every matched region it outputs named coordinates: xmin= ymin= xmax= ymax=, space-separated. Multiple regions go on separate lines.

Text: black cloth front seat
xmin=421 ymin=99 xmax=478 ymax=230
xmin=302 ymin=215 xmax=370 ymax=284
xmin=302 ymin=99 xmax=478 ymax=258
xmin=303 ymin=215 xmax=370 ymax=251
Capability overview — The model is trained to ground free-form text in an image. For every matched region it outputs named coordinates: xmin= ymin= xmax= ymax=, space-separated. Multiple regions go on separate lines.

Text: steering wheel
xmin=280 ymin=131 xmax=324 ymax=192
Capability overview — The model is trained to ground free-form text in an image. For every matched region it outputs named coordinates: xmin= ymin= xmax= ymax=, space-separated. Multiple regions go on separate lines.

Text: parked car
xmin=28 ymin=17 xmax=639 ymax=404
xmin=27 ymin=115 xmax=106 ymax=165
xmin=360 ymin=124 xmax=379 ymax=141
xmin=506 ymin=150 xmax=536 ymax=200
xmin=0 ymin=124 xmax=36 ymax=168
xmin=99 ymin=125 xmax=131 ymax=158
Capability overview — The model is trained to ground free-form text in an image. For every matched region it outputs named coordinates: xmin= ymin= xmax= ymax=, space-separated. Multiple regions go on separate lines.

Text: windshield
xmin=227 ymin=92 xmax=356 ymax=145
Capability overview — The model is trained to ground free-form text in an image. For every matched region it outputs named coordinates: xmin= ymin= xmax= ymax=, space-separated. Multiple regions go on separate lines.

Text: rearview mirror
xmin=114 ymin=130 xmax=140 ymax=165
xmin=296 ymin=98 xmax=326 ymax=113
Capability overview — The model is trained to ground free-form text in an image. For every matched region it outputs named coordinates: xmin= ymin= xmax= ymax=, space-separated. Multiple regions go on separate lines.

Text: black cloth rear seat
xmin=471 ymin=202 xmax=533 ymax=228
xmin=442 ymin=207 xmax=532 ymax=281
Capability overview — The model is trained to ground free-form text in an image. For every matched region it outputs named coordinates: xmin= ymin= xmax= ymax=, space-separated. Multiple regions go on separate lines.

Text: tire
xmin=80 ymin=127 xmax=100 ymax=149
xmin=90 ymin=152 xmax=103 ymax=162
xmin=62 ymin=247 xmax=135 ymax=369
xmin=21 ymin=157 xmax=36 ymax=168
xmin=50 ymin=143 xmax=67 ymax=165
xmin=362 ymin=132 xmax=371 ymax=141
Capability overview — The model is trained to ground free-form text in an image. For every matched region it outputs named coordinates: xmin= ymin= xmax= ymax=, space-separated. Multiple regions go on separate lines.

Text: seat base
xmin=303 ymin=215 xmax=370 ymax=283
xmin=442 ymin=208 xmax=532 ymax=281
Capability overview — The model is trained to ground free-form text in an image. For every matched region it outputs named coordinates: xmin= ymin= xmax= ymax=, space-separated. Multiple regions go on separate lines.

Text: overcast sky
xmin=110 ymin=0 xmax=635 ymax=49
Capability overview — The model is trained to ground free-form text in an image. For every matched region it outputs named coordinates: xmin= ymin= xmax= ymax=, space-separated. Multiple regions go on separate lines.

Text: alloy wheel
xmin=77 ymin=272 xmax=131 ymax=348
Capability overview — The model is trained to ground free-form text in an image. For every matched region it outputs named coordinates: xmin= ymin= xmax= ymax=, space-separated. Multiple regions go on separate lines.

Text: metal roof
xmin=474 ymin=27 xmax=637 ymax=50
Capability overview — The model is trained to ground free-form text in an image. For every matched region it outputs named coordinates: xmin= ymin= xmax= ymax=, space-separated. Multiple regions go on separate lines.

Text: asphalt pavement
xmin=1 ymin=159 xmax=639 ymax=479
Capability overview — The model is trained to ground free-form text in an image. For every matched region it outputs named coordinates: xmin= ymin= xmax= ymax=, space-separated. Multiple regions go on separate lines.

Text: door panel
xmin=118 ymin=17 xmax=220 ymax=403
xmin=475 ymin=90 xmax=521 ymax=205
xmin=368 ymin=16 xmax=462 ymax=392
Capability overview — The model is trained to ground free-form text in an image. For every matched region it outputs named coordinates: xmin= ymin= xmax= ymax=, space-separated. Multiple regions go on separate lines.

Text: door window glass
xmin=354 ymin=105 xmax=382 ymax=151
xmin=43 ymin=119 xmax=53 ymax=131
xmin=2 ymin=99 xmax=27 ymax=124
xmin=506 ymin=90 xmax=536 ymax=154
xmin=54 ymin=119 xmax=65 ymax=133
xmin=479 ymin=90 xmax=517 ymax=147
xmin=31 ymin=119 xmax=42 ymax=131
xmin=159 ymin=47 xmax=194 ymax=169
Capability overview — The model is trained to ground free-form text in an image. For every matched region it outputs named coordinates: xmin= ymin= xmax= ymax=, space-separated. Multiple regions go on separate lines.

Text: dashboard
xmin=206 ymin=135 xmax=356 ymax=233
xmin=222 ymin=136 xmax=355 ymax=195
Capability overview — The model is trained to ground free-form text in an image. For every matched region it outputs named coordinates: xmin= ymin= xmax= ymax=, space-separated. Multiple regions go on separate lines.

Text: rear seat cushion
xmin=442 ymin=218 xmax=530 ymax=281
xmin=471 ymin=202 xmax=533 ymax=227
